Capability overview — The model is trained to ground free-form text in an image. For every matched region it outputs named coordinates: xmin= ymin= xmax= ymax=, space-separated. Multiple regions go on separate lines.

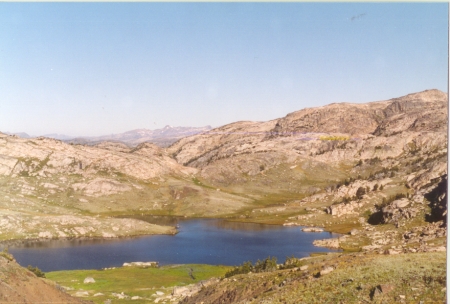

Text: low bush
xmin=0 ymin=248 xmax=13 ymax=261
xmin=27 ymin=265 xmax=46 ymax=278
xmin=225 ymin=256 xmax=278 ymax=278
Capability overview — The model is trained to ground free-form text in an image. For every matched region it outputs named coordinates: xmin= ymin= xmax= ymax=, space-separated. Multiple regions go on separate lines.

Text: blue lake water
xmin=4 ymin=217 xmax=340 ymax=272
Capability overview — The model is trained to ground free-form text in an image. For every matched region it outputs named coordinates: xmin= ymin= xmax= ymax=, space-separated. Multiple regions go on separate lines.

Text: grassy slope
xmin=181 ymin=252 xmax=446 ymax=304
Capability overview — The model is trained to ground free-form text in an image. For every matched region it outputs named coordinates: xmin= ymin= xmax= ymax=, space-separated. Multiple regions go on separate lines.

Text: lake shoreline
xmin=4 ymin=218 xmax=341 ymax=272
xmin=0 ymin=215 xmax=339 ymax=250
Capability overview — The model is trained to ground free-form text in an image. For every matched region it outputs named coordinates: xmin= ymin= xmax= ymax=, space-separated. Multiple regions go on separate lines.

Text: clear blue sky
xmin=0 ymin=3 xmax=448 ymax=137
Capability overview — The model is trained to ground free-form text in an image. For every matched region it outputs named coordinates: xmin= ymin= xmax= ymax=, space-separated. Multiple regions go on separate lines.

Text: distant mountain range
xmin=7 ymin=126 xmax=213 ymax=147
xmin=65 ymin=125 xmax=212 ymax=147
xmin=4 ymin=132 xmax=32 ymax=138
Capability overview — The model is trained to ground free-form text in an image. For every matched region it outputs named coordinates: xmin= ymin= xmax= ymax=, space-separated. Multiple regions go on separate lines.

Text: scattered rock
xmin=319 ymin=266 xmax=334 ymax=276
xmin=83 ymin=277 xmax=95 ymax=284
xmin=112 ymin=292 xmax=128 ymax=299
xmin=379 ymin=284 xmax=395 ymax=293
xmin=326 ymin=201 xmax=362 ymax=217
xmin=302 ymin=227 xmax=324 ymax=232
xmin=313 ymin=238 xmax=339 ymax=249
xmin=123 ymin=261 xmax=158 ymax=267
xmin=384 ymin=249 xmax=401 ymax=255
xmin=74 ymin=291 xmax=89 ymax=297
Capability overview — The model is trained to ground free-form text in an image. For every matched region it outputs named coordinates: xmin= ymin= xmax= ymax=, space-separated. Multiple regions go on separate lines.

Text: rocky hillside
xmin=169 ymin=89 xmax=447 ymax=184
xmin=0 ymin=252 xmax=86 ymax=303
xmin=0 ymin=132 xmax=249 ymax=241
xmin=181 ymin=251 xmax=446 ymax=304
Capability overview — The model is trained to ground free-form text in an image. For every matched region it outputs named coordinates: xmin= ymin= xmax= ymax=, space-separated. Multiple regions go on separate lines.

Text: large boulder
xmin=83 ymin=277 xmax=95 ymax=284
xmin=380 ymin=199 xmax=419 ymax=225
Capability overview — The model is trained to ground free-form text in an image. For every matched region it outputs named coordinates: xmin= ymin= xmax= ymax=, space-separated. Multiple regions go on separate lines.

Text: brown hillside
xmin=0 ymin=254 xmax=87 ymax=303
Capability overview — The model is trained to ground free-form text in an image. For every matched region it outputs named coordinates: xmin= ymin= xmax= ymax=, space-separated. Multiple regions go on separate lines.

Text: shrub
xmin=356 ymin=187 xmax=366 ymax=199
xmin=319 ymin=135 xmax=349 ymax=141
xmin=281 ymin=256 xmax=303 ymax=270
xmin=27 ymin=265 xmax=45 ymax=278
xmin=225 ymin=256 xmax=278 ymax=278
xmin=254 ymin=256 xmax=277 ymax=273
xmin=0 ymin=248 xmax=13 ymax=261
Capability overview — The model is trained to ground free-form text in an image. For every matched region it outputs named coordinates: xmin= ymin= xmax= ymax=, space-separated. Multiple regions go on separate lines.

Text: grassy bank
xmin=47 ymin=264 xmax=231 ymax=304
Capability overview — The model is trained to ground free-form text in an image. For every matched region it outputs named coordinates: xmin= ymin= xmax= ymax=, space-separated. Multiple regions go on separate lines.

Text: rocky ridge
xmin=0 ymin=89 xmax=447 ymax=253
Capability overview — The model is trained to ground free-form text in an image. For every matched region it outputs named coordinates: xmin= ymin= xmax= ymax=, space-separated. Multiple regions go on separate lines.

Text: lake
xmin=4 ymin=217 xmax=340 ymax=272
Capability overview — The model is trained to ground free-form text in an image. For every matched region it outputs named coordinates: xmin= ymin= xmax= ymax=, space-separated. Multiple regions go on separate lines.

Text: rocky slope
xmin=169 ymin=89 xmax=447 ymax=184
xmin=181 ymin=251 xmax=446 ymax=304
xmin=0 ymin=252 xmax=86 ymax=303
xmin=0 ymin=133 xmax=250 ymax=241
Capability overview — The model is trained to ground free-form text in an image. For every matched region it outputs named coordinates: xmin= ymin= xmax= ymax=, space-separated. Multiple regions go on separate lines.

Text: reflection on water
xmin=120 ymin=215 xmax=283 ymax=232
xmin=208 ymin=220 xmax=285 ymax=232
xmin=117 ymin=215 xmax=181 ymax=227
xmin=4 ymin=218 xmax=341 ymax=272
xmin=6 ymin=237 xmax=127 ymax=250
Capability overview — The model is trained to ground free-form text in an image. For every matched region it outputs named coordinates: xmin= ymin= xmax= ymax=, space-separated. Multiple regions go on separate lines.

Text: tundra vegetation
xmin=0 ymin=89 xmax=447 ymax=303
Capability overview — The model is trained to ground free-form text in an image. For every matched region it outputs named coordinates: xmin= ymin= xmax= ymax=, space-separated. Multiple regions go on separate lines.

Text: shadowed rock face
xmin=425 ymin=174 xmax=448 ymax=226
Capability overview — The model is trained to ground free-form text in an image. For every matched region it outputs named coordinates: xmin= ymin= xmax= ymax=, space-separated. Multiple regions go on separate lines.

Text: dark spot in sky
xmin=350 ymin=13 xmax=366 ymax=21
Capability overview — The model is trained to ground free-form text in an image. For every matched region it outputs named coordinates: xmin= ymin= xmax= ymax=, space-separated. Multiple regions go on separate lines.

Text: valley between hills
xmin=0 ymin=89 xmax=447 ymax=303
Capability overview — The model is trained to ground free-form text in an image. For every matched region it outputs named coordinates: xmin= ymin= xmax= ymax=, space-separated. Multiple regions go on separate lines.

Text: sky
xmin=0 ymin=3 xmax=448 ymax=137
